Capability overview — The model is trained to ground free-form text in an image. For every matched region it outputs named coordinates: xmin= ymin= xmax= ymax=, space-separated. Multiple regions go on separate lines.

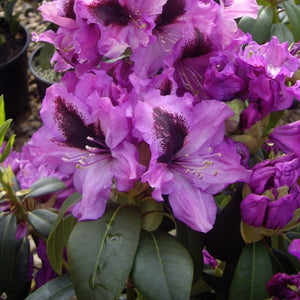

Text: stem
xmin=279 ymin=231 xmax=292 ymax=243
xmin=0 ymin=168 xmax=27 ymax=220
xmin=62 ymin=259 xmax=70 ymax=273
xmin=270 ymin=0 xmax=279 ymax=23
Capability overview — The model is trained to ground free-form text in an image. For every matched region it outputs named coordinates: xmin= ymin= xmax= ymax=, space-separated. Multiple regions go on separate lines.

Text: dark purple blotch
xmin=155 ymin=0 xmax=186 ymax=27
xmin=88 ymin=0 xmax=130 ymax=26
xmin=54 ymin=96 xmax=109 ymax=151
xmin=153 ymin=107 xmax=188 ymax=164
xmin=182 ymin=28 xmax=211 ymax=59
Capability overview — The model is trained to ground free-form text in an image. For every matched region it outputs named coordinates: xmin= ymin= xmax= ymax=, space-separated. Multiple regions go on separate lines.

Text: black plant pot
xmin=28 ymin=45 xmax=56 ymax=101
xmin=0 ymin=23 xmax=30 ymax=120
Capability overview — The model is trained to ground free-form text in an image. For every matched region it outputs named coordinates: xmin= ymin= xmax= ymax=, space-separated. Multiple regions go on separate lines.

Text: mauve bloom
xmin=266 ymin=273 xmax=300 ymax=300
xmin=134 ymin=91 xmax=250 ymax=232
xmin=270 ymin=121 xmax=300 ymax=158
xmin=203 ymin=249 xmax=217 ymax=269
xmin=33 ymin=17 xmax=101 ymax=74
xmin=240 ymin=37 xmax=299 ymax=79
xmin=289 ymin=239 xmax=300 ymax=262
xmin=290 ymin=42 xmax=300 ymax=58
xmin=131 ymin=0 xmax=199 ymax=78
xmin=240 ymin=153 xmax=300 ymax=229
xmin=237 ymin=37 xmax=300 ymax=128
xmin=222 ymin=0 xmax=258 ymax=20
xmin=34 ymin=71 xmax=143 ymax=221
xmin=75 ymin=0 xmax=167 ymax=58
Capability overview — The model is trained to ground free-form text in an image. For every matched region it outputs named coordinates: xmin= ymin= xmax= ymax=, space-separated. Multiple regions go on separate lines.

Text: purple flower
xmin=134 ymin=91 xmax=250 ymax=232
xmin=266 ymin=273 xmax=300 ymax=300
xmin=240 ymin=153 xmax=300 ymax=229
xmin=222 ymin=0 xmax=258 ymax=20
xmin=75 ymin=0 xmax=167 ymax=58
xmin=290 ymin=42 xmax=300 ymax=58
xmin=34 ymin=71 xmax=143 ymax=221
xmin=240 ymin=37 xmax=299 ymax=78
xmin=131 ymin=0 xmax=199 ymax=78
xmin=270 ymin=121 xmax=300 ymax=158
xmin=203 ymin=249 xmax=217 ymax=269
xmin=33 ymin=16 xmax=101 ymax=74
xmin=289 ymin=239 xmax=300 ymax=262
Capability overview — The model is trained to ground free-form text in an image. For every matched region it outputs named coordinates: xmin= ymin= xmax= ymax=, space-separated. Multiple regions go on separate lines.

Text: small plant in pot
xmin=29 ymin=42 xmax=64 ymax=100
xmin=0 ymin=0 xmax=30 ymax=119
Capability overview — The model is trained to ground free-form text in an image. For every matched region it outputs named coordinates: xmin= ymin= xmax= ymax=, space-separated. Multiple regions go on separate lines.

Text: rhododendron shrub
xmin=1 ymin=0 xmax=300 ymax=299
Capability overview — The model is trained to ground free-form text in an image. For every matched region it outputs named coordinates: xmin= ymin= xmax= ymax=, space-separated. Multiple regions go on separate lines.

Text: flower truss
xmin=2 ymin=0 xmax=300 ymax=299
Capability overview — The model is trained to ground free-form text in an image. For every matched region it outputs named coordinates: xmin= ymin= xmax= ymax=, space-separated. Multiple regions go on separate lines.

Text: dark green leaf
xmin=67 ymin=204 xmax=141 ymax=300
xmin=47 ymin=193 xmax=81 ymax=275
xmin=0 ymin=214 xmax=17 ymax=283
xmin=0 ymin=237 xmax=30 ymax=298
xmin=4 ymin=0 xmax=17 ymax=21
xmin=265 ymin=110 xmax=284 ymax=134
xmin=269 ymin=248 xmax=297 ymax=274
xmin=229 ymin=241 xmax=273 ymax=300
xmin=283 ymin=2 xmax=300 ymax=41
xmin=13 ymin=237 xmax=30 ymax=287
xmin=269 ymin=23 xmax=294 ymax=44
xmin=140 ymin=197 xmax=164 ymax=231
xmin=238 ymin=16 xmax=256 ymax=34
xmin=282 ymin=232 xmax=300 ymax=271
xmin=131 ymin=230 xmax=193 ymax=300
xmin=176 ymin=220 xmax=204 ymax=283
xmin=38 ymin=43 xmax=55 ymax=70
xmin=27 ymin=177 xmax=66 ymax=198
xmin=27 ymin=209 xmax=57 ymax=238
xmin=25 ymin=273 xmax=75 ymax=300
xmin=250 ymin=6 xmax=273 ymax=44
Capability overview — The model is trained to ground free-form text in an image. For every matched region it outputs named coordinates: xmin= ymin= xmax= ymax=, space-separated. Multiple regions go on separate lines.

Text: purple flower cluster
xmin=10 ymin=0 xmax=300 ymax=235
xmin=266 ymin=272 xmax=300 ymax=300
xmin=240 ymin=153 xmax=300 ymax=230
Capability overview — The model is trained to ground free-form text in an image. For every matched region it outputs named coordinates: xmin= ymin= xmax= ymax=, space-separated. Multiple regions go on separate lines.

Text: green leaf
xmin=4 ymin=0 xmax=17 ymax=21
xmin=140 ymin=197 xmax=164 ymax=231
xmin=269 ymin=23 xmax=294 ymax=44
xmin=176 ymin=220 xmax=204 ymax=283
xmin=38 ymin=43 xmax=55 ymax=70
xmin=0 ymin=95 xmax=6 ymax=125
xmin=238 ymin=16 xmax=256 ymax=34
xmin=27 ymin=209 xmax=57 ymax=238
xmin=282 ymin=232 xmax=300 ymax=271
xmin=67 ymin=204 xmax=141 ymax=300
xmin=47 ymin=193 xmax=81 ymax=275
xmin=256 ymin=0 xmax=272 ymax=5
xmin=0 ymin=133 xmax=15 ymax=163
xmin=0 ymin=214 xmax=17 ymax=283
xmin=25 ymin=273 xmax=75 ymax=300
xmin=131 ymin=230 xmax=193 ymax=300
xmin=0 ymin=237 xmax=30 ymax=298
xmin=269 ymin=248 xmax=297 ymax=274
xmin=229 ymin=241 xmax=273 ymax=300
xmin=27 ymin=177 xmax=66 ymax=198
xmin=283 ymin=2 xmax=300 ymax=41
xmin=0 ymin=119 xmax=13 ymax=147
xmin=250 ymin=6 xmax=273 ymax=44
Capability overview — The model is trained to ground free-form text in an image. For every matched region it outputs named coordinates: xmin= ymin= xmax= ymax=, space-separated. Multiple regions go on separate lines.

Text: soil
xmin=0 ymin=20 xmax=27 ymax=64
